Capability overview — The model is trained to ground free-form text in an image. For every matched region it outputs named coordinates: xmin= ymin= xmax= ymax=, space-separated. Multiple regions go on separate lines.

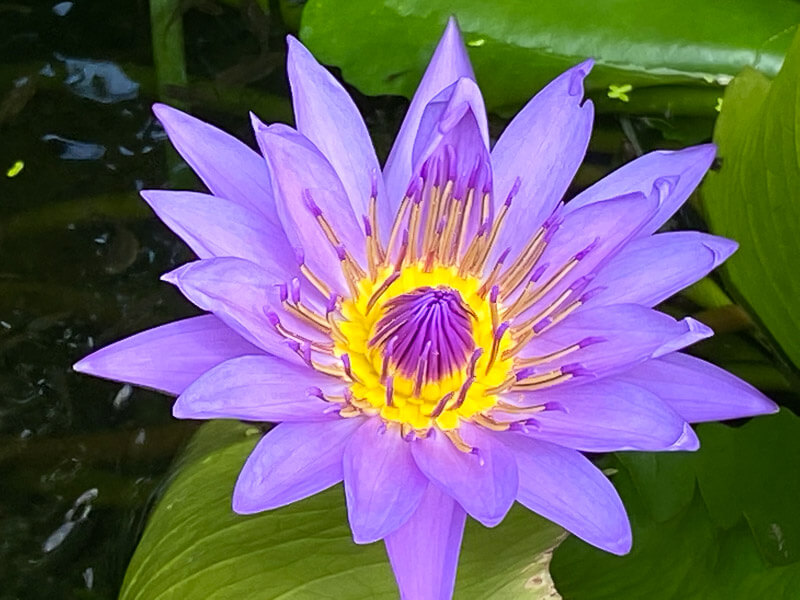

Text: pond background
xmin=2 ymin=1 xmax=799 ymax=599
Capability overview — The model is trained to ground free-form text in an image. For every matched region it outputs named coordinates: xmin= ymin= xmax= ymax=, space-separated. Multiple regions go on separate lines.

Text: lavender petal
xmin=411 ymin=423 xmax=518 ymax=527
xmin=343 ymin=419 xmax=428 ymax=543
xmin=162 ymin=257 xmax=326 ymax=364
xmin=490 ymin=60 xmax=594 ymax=267
xmin=383 ymin=17 xmax=482 ymax=219
xmin=141 ymin=190 xmax=300 ymax=277
xmin=584 ymin=231 xmax=738 ymax=308
xmin=233 ymin=418 xmax=362 ymax=514
xmin=518 ymin=304 xmax=713 ymax=379
xmin=615 ymin=353 xmax=779 ymax=423
xmin=286 ymin=36 xmax=390 ymax=238
xmin=564 ymin=144 xmax=716 ymax=238
xmin=252 ymin=119 xmax=365 ymax=294
xmin=501 ymin=432 xmax=632 ymax=555
xmin=501 ymin=379 xmax=690 ymax=452
xmin=174 ymin=355 xmax=345 ymax=421
xmin=72 ymin=315 xmax=261 ymax=395
xmin=385 ymin=483 xmax=467 ymax=600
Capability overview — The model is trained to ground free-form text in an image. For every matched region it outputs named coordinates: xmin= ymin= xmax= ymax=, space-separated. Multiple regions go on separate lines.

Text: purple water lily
xmin=75 ymin=19 xmax=777 ymax=599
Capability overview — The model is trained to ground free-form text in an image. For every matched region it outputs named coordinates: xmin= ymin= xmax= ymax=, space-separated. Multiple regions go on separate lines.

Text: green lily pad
xmin=300 ymin=0 xmax=800 ymax=113
xmin=702 ymin=29 xmax=800 ymax=370
xmin=551 ymin=410 xmax=800 ymax=599
xmin=120 ymin=420 xmax=564 ymax=599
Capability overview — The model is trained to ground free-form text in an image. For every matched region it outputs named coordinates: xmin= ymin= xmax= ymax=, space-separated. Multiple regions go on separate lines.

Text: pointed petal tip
xmin=568 ymin=59 xmax=594 ymax=96
xmin=652 ymin=317 xmax=713 ymax=358
xmin=231 ymin=466 xmax=275 ymax=515
xmin=138 ymin=189 xmax=166 ymax=211
xmin=702 ymin=237 xmax=738 ymax=266
xmin=685 ymin=317 xmax=715 ymax=339
xmin=171 ymin=395 xmax=195 ymax=420
xmin=151 ymin=102 xmax=193 ymax=129
xmin=286 ymin=33 xmax=319 ymax=73
xmin=151 ymin=101 xmax=173 ymax=120
xmin=72 ymin=356 xmax=91 ymax=374
xmin=576 ymin=57 xmax=595 ymax=73
xmin=668 ymin=422 xmax=701 ymax=452
xmin=350 ymin=529 xmax=382 ymax=545
xmin=249 ymin=110 xmax=265 ymax=131
xmin=441 ymin=15 xmax=464 ymax=42
xmin=658 ymin=142 xmax=717 ymax=163
xmin=160 ymin=268 xmax=182 ymax=286
xmin=604 ymin=530 xmax=633 ymax=556
xmin=231 ymin=491 xmax=260 ymax=516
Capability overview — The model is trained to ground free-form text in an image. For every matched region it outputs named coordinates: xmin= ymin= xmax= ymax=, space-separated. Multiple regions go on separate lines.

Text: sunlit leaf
xmin=702 ymin=29 xmax=800 ymax=369
xmin=120 ymin=420 xmax=564 ymax=599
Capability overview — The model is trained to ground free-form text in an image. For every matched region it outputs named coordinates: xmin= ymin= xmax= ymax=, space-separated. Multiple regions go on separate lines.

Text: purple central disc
xmin=369 ymin=286 xmax=475 ymax=382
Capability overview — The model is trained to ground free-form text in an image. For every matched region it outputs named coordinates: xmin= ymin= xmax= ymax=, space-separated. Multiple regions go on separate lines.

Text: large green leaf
xmin=300 ymin=0 xmax=800 ymax=113
xmin=550 ymin=410 xmax=800 ymax=599
xmin=120 ymin=420 xmax=564 ymax=599
xmin=702 ymin=29 xmax=800 ymax=369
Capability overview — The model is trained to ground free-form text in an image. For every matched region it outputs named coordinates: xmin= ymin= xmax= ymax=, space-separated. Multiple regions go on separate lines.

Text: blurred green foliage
xmin=551 ymin=411 xmax=800 ymax=599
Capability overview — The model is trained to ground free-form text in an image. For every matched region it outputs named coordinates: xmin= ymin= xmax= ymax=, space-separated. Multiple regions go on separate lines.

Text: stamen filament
xmin=472 ymin=413 xmax=510 ymax=431
xmin=366 ymin=271 xmax=401 ymax=314
xmin=444 ymin=429 xmax=472 ymax=453
xmin=300 ymin=263 xmax=332 ymax=298
xmin=485 ymin=321 xmax=509 ymax=374
xmin=385 ymin=192 xmax=413 ymax=264
xmin=511 ymin=342 xmax=581 ymax=366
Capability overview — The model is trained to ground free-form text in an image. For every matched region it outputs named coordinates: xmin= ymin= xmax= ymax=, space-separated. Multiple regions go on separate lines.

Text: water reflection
xmin=41 ymin=134 xmax=106 ymax=160
xmin=59 ymin=55 xmax=139 ymax=104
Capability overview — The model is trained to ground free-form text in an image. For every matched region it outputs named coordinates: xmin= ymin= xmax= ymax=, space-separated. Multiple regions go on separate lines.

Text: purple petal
xmin=501 ymin=433 xmax=631 ymax=555
xmin=141 ymin=190 xmax=298 ymax=276
xmin=73 ymin=315 xmax=261 ymax=395
xmin=500 ymin=380 xmax=689 ymax=452
xmin=385 ymin=483 xmax=466 ymax=600
xmin=490 ymin=60 xmax=594 ymax=265
xmin=232 ymin=417 xmax=362 ymax=514
xmin=252 ymin=120 xmax=364 ymax=294
xmin=411 ymin=77 xmax=489 ymax=171
xmin=518 ymin=304 xmax=713 ymax=378
xmin=343 ymin=419 xmax=428 ymax=543
xmin=174 ymin=355 xmax=345 ymax=421
xmin=564 ymin=144 xmax=716 ymax=237
xmin=670 ymin=423 xmax=701 ymax=452
xmin=162 ymin=257 xmax=325 ymax=363
xmin=584 ymin=232 xmax=738 ymax=308
xmin=615 ymin=352 xmax=778 ymax=423
xmin=411 ymin=423 xmax=518 ymax=527
xmin=286 ymin=36 xmax=389 ymax=239
xmin=511 ymin=191 xmax=658 ymax=317
xmin=405 ymin=77 xmax=492 ymax=255
xmin=383 ymin=18 xmax=483 ymax=216
xmin=152 ymin=104 xmax=283 ymax=229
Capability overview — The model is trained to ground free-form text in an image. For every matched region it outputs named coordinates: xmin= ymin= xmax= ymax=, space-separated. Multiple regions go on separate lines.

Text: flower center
xmin=369 ymin=286 xmax=475 ymax=382
xmin=336 ymin=264 xmax=513 ymax=432
xmin=266 ymin=143 xmax=607 ymax=445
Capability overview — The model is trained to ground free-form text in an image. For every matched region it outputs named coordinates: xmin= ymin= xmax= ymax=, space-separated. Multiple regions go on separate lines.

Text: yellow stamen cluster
xmin=336 ymin=263 xmax=513 ymax=431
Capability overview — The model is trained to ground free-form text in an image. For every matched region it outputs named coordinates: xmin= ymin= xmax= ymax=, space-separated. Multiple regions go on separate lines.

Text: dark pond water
xmin=0 ymin=3 xmax=305 ymax=597
xmin=4 ymin=2 xmax=796 ymax=599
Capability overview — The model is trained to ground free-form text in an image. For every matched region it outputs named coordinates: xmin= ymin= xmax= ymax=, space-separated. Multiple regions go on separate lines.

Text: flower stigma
xmin=265 ymin=149 xmax=603 ymax=450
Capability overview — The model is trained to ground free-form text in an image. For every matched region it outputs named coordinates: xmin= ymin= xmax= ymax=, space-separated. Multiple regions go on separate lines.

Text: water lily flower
xmin=74 ymin=18 xmax=777 ymax=599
